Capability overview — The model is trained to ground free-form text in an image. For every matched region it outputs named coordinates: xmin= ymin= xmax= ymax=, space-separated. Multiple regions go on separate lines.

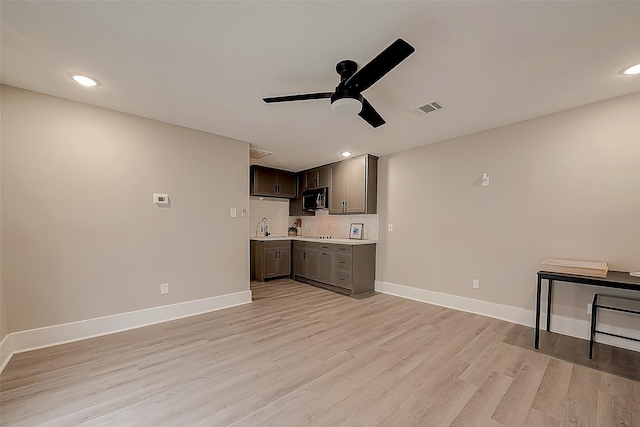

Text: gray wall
xmin=0 ymin=99 xmax=5 ymax=340
xmin=377 ymin=92 xmax=640 ymax=322
xmin=1 ymin=85 xmax=250 ymax=333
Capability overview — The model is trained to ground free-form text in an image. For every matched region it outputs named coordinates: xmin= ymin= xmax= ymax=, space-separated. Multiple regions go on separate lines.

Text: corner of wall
xmin=0 ymin=334 xmax=13 ymax=374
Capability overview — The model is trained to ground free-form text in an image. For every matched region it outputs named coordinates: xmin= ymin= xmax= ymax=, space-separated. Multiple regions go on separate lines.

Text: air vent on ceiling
xmin=416 ymin=100 xmax=444 ymax=114
xmin=249 ymin=148 xmax=272 ymax=159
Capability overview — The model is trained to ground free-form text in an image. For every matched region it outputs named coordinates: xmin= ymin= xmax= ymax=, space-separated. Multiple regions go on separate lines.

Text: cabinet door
xmin=316 ymin=167 xmax=330 ymax=188
xmin=293 ymin=246 xmax=306 ymax=276
xmin=317 ymin=251 xmax=332 ymax=284
xmin=302 ymin=170 xmax=317 ymax=191
xmin=306 ymin=249 xmax=319 ymax=280
xmin=345 ymin=157 xmax=366 ymax=213
xmin=303 ymin=167 xmax=328 ymax=190
xmin=252 ymin=167 xmax=279 ymax=196
xmin=277 ymin=171 xmax=297 ymax=198
xmin=277 ymin=245 xmax=291 ymax=276
xmin=263 ymin=247 xmax=279 ymax=278
xmin=329 ymin=163 xmax=347 ymax=214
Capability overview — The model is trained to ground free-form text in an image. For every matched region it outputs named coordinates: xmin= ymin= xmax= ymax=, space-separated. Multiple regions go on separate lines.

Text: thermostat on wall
xmin=154 ymin=194 xmax=169 ymax=206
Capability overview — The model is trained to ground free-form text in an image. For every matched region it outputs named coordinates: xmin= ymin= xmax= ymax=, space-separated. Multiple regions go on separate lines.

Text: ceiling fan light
xmin=331 ymin=97 xmax=362 ymax=115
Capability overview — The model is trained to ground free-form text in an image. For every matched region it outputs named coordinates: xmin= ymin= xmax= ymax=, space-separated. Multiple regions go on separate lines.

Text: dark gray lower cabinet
xmin=292 ymin=241 xmax=376 ymax=297
xmin=251 ymin=240 xmax=291 ymax=281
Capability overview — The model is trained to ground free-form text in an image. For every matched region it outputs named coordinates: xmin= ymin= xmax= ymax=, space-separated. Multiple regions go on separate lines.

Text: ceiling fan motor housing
xmin=336 ymin=60 xmax=358 ymax=82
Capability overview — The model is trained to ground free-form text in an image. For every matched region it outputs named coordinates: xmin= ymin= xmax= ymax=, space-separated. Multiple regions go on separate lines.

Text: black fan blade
xmin=359 ymin=97 xmax=385 ymax=128
xmin=263 ymin=92 xmax=333 ymax=103
xmin=345 ymin=39 xmax=415 ymax=93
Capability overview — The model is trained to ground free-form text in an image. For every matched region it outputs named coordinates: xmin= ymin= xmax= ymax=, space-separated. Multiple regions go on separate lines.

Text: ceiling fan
xmin=263 ymin=39 xmax=415 ymax=128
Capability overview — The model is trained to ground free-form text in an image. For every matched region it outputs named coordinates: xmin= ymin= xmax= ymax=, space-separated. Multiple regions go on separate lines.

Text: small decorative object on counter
xmin=288 ymin=226 xmax=297 ymax=237
xmin=349 ymin=223 xmax=364 ymax=239
xmin=296 ymin=217 xmax=302 ymax=236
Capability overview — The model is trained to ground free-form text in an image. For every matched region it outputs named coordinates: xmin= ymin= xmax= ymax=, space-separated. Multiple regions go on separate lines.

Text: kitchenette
xmin=249 ymin=154 xmax=378 ymax=297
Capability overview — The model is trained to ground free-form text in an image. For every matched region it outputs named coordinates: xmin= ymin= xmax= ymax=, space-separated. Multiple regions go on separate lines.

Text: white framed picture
xmin=349 ymin=223 xmax=364 ymax=239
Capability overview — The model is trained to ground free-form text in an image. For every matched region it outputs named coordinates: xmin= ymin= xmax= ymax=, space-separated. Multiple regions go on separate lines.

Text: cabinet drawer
xmin=334 ymin=254 xmax=352 ymax=271
xmin=332 ymin=244 xmax=352 ymax=254
xmin=265 ymin=241 xmax=291 ymax=250
xmin=293 ymin=241 xmax=317 ymax=251
xmin=317 ymin=243 xmax=352 ymax=253
xmin=332 ymin=271 xmax=352 ymax=289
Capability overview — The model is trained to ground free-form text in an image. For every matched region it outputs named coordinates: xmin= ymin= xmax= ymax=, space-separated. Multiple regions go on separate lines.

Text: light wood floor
xmin=1 ymin=279 xmax=639 ymax=426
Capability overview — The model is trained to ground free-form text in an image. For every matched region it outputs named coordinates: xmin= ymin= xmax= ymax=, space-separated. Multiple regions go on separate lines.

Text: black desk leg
xmin=535 ymin=274 xmax=541 ymax=349
xmin=547 ymin=280 xmax=553 ymax=332
xmin=589 ymin=294 xmax=598 ymax=359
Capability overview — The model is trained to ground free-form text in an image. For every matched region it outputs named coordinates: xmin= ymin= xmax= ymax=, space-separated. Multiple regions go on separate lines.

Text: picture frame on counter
xmin=349 ymin=223 xmax=364 ymax=240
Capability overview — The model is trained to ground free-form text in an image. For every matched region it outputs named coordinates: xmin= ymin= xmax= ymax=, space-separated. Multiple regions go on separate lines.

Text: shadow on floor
xmin=503 ymin=324 xmax=640 ymax=382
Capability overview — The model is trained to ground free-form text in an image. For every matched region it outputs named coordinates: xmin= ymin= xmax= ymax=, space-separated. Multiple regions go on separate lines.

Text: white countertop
xmin=250 ymin=236 xmax=376 ymax=245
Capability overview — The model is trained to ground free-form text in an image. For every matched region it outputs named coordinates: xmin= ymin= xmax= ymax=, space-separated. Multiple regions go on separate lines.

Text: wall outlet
xmin=587 ymin=303 xmax=592 ymax=315
xmin=388 ymin=224 xmax=393 ymax=232
xmin=160 ymin=283 xmax=169 ymax=294
xmin=472 ymin=279 xmax=480 ymax=289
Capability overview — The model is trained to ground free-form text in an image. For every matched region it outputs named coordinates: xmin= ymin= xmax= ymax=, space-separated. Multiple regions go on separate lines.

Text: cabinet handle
xmin=338 ymin=261 xmax=346 ymax=264
xmin=321 ymin=252 xmax=328 ymax=256
xmin=337 ymin=277 xmax=346 ymax=281
xmin=338 ymin=248 xmax=347 ymax=251
xmin=344 ymin=201 xmax=347 ymax=212
xmin=302 ymin=251 xmax=306 ymax=260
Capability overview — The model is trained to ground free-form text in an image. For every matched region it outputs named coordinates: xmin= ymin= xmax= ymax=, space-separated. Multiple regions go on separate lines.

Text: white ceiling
xmin=2 ymin=1 xmax=639 ymax=171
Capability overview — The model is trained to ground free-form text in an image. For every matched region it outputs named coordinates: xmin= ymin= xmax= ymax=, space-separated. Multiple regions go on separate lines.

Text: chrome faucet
xmin=256 ymin=217 xmax=270 ymax=237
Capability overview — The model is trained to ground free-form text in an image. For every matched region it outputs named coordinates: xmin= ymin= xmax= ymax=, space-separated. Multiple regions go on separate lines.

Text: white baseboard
xmin=0 ymin=290 xmax=252 ymax=373
xmin=0 ymin=334 xmax=12 ymax=373
xmin=375 ymin=280 xmax=640 ymax=353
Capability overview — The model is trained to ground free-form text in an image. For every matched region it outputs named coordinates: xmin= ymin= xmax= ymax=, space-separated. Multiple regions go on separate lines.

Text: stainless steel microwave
xmin=302 ymin=188 xmax=327 ymax=211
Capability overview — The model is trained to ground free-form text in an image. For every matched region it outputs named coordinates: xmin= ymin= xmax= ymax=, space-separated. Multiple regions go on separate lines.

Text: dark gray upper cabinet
xmin=250 ymin=166 xmax=297 ymax=198
xmin=302 ymin=166 xmax=329 ymax=191
xmin=329 ymin=154 xmax=377 ymax=214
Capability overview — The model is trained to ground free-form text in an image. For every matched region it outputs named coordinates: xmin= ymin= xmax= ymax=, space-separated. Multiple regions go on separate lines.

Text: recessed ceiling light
xmin=341 ymin=152 xmax=352 ymax=157
xmin=69 ymin=74 xmax=99 ymax=87
xmin=623 ymin=63 xmax=640 ymax=75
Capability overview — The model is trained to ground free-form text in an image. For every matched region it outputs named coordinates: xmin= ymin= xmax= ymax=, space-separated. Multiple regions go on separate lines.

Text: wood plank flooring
xmin=1 ymin=279 xmax=639 ymax=426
